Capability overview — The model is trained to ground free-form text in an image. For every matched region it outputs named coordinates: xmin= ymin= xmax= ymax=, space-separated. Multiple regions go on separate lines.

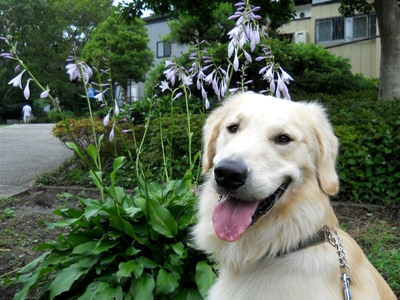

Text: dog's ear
xmin=310 ymin=104 xmax=339 ymax=195
xmin=202 ymin=108 xmax=224 ymax=173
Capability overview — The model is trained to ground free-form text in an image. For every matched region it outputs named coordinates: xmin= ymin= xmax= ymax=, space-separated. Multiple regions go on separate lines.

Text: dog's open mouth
xmin=212 ymin=181 xmax=290 ymax=242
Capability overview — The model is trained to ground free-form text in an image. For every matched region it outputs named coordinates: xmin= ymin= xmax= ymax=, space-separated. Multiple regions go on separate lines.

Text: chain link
xmin=324 ymin=226 xmax=352 ymax=279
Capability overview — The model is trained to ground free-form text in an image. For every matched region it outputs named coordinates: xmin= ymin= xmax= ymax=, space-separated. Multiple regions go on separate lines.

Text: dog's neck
xmin=276 ymin=226 xmax=328 ymax=256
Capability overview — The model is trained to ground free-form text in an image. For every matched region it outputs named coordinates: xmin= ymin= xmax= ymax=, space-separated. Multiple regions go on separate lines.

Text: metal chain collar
xmin=324 ymin=226 xmax=353 ymax=300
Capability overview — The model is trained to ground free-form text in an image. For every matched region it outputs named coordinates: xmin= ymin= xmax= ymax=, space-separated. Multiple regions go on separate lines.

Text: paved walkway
xmin=0 ymin=124 xmax=73 ymax=198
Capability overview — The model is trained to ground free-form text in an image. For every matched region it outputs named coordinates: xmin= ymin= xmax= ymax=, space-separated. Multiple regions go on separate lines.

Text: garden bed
xmin=0 ymin=186 xmax=399 ymax=299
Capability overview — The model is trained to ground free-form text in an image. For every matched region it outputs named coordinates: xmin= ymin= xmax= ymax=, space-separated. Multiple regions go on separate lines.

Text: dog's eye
xmin=227 ymin=124 xmax=239 ymax=133
xmin=275 ymin=134 xmax=292 ymax=144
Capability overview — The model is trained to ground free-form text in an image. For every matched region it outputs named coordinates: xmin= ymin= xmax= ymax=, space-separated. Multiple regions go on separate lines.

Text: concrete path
xmin=0 ymin=124 xmax=73 ymax=198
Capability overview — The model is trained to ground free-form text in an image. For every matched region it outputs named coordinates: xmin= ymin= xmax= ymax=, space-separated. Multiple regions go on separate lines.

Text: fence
xmin=325 ymin=36 xmax=380 ymax=79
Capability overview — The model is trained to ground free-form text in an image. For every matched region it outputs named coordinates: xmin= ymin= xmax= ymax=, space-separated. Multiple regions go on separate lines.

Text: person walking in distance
xmin=22 ymin=104 xmax=32 ymax=124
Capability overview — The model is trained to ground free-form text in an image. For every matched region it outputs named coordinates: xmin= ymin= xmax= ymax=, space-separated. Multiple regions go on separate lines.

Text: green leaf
xmin=135 ymin=256 xmax=158 ymax=269
xmin=117 ymin=260 xmax=144 ymax=281
xmin=66 ymin=142 xmax=86 ymax=162
xmin=125 ymin=207 xmax=142 ymax=218
xmin=72 ymin=241 xmax=97 ymax=255
xmin=195 ymin=261 xmax=216 ymax=298
xmin=131 ymin=274 xmax=155 ymax=300
xmin=134 ymin=196 xmax=178 ymax=238
xmin=113 ymin=156 xmax=126 ymax=171
xmin=96 ymin=286 xmax=123 ymax=300
xmin=86 ymin=144 xmax=98 ymax=164
xmin=50 ymin=265 xmax=90 ymax=299
xmin=78 ymin=281 xmax=109 ymax=300
xmin=155 ymin=268 xmax=179 ymax=295
xmin=93 ymin=239 xmax=118 ymax=255
xmin=110 ymin=216 xmax=138 ymax=239
xmin=18 ymin=251 xmax=51 ymax=273
xmin=171 ymin=242 xmax=184 ymax=256
xmin=89 ymin=170 xmax=103 ymax=191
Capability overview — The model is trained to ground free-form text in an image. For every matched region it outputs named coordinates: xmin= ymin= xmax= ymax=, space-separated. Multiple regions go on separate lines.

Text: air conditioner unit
xmin=294 ymin=31 xmax=307 ymax=43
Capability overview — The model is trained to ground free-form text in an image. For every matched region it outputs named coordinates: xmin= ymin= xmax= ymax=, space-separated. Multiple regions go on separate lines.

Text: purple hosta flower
xmin=114 ymin=100 xmax=120 ymax=116
xmin=0 ymin=37 xmax=10 ymax=45
xmin=82 ymin=64 xmax=93 ymax=83
xmin=40 ymin=90 xmax=50 ymax=98
xmin=260 ymin=63 xmax=274 ymax=81
xmin=14 ymin=64 xmax=20 ymax=73
xmin=8 ymin=70 xmax=25 ymax=89
xmin=227 ymin=1 xmax=262 ymax=58
xmin=24 ymin=79 xmax=31 ymax=100
xmin=66 ymin=63 xmax=79 ymax=81
xmin=279 ymin=67 xmax=294 ymax=84
xmin=159 ymin=80 xmax=170 ymax=92
xmin=270 ymin=79 xmax=276 ymax=94
xmin=103 ymin=113 xmax=110 ymax=126
xmin=94 ymin=92 xmax=103 ymax=102
xmin=233 ymin=49 xmax=239 ymax=71
xmin=173 ymin=92 xmax=183 ymax=100
xmin=182 ymin=75 xmax=192 ymax=86
xmin=0 ymin=52 xmax=13 ymax=59
xmin=205 ymin=98 xmax=210 ymax=110
xmin=276 ymin=73 xmax=291 ymax=100
xmin=109 ymin=123 xmax=115 ymax=142
xmin=121 ymin=129 xmax=131 ymax=134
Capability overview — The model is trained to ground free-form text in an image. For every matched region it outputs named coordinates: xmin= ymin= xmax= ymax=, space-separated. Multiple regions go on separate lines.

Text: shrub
xmin=292 ymin=92 xmax=400 ymax=205
xmin=12 ymin=174 xmax=215 ymax=299
xmin=53 ymin=118 xmax=144 ymax=170
xmin=334 ymin=122 xmax=400 ymax=205
xmin=145 ymin=39 xmax=374 ymax=102
xmin=52 ymin=114 xmax=207 ymax=186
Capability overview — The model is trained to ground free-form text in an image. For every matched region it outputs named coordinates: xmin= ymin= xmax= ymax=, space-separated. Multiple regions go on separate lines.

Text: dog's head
xmin=202 ymin=93 xmax=339 ymax=242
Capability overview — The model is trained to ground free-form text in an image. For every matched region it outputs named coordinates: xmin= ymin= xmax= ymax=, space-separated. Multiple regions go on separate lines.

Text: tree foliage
xmin=119 ymin=0 xmax=296 ymax=44
xmin=81 ymin=14 xmax=154 ymax=90
xmin=0 ymin=0 xmax=114 ymax=120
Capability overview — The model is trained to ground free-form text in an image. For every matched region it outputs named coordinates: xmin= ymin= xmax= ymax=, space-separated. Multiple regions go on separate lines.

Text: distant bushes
xmin=145 ymin=39 xmax=375 ymax=101
xmin=293 ymin=91 xmax=400 ymax=205
xmin=53 ymin=113 xmax=206 ymax=186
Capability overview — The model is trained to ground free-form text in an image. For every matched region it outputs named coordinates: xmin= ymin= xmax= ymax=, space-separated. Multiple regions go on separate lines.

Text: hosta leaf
xmin=155 ymin=268 xmax=179 ymax=295
xmin=95 ymin=285 xmax=123 ymax=300
xmin=72 ymin=241 xmax=97 ymax=255
xmin=86 ymin=144 xmax=98 ymax=163
xmin=18 ymin=251 xmax=51 ymax=273
xmin=171 ymin=242 xmax=184 ymax=256
xmin=135 ymin=256 xmax=158 ymax=269
xmin=134 ymin=196 xmax=178 ymax=238
xmin=110 ymin=216 xmax=137 ymax=239
xmin=78 ymin=281 xmax=109 ymax=300
xmin=195 ymin=261 xmax=216 ymax=298
xmin=131 ymin=274 xmax=155 ymax=300
xmin=50 ymin=265 xmax=90 ymax=299
xmin=93 ymin=239 xmax=118 ymax=255
xmin=117 ymin=260 xmax=144 ymax=281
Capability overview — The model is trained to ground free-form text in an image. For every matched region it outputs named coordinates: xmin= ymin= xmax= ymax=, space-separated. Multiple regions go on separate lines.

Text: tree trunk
xmin=375 ymin=0 xmax=400 ymax=100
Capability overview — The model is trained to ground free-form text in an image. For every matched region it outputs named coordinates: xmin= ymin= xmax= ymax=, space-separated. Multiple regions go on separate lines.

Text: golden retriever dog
xmin=193 ymin=93 xmax=396 ymax=300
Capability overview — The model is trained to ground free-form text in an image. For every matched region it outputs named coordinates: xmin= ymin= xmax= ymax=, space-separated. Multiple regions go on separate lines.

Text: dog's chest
xmin=207 ymin=254 xmax=344 ymax=300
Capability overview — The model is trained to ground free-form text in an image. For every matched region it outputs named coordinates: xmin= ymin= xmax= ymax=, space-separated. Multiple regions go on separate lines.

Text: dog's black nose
xmin=214 ymin=160 xmax=247 ymax=190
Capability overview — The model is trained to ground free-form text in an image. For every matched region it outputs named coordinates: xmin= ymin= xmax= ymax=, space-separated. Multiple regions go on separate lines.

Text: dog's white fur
xmin=193 ymin=93 xmax=396 ymax=300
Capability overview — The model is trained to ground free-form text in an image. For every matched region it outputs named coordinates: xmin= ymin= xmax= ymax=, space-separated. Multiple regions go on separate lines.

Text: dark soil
xmin=0 ymin=187 xmax=399 ymax=299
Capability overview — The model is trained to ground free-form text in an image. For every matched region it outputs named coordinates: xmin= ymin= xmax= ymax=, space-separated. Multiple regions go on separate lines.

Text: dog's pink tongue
xmin=212 ymin=195 xmax=259 ymax=242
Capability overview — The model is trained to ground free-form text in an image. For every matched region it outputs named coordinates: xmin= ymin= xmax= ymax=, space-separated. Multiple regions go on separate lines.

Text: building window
xmin=316 ymin=13 xmax=376 ymax=44
xmin=157 ymin=42 xmax=171 ymax=58
xmin=352 ymin=14 xmax=376 ymax=40
xmin=316 ymin=16 xmax=344 ymax=43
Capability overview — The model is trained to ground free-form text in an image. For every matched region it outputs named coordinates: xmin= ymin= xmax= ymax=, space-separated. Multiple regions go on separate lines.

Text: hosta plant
xmin=12 ymin=165 xmax=215 ymax=300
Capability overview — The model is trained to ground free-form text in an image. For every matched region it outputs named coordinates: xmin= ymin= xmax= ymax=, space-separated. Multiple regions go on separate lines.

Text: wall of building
xmin=279 ymin=1 xmax=380 ymax=78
